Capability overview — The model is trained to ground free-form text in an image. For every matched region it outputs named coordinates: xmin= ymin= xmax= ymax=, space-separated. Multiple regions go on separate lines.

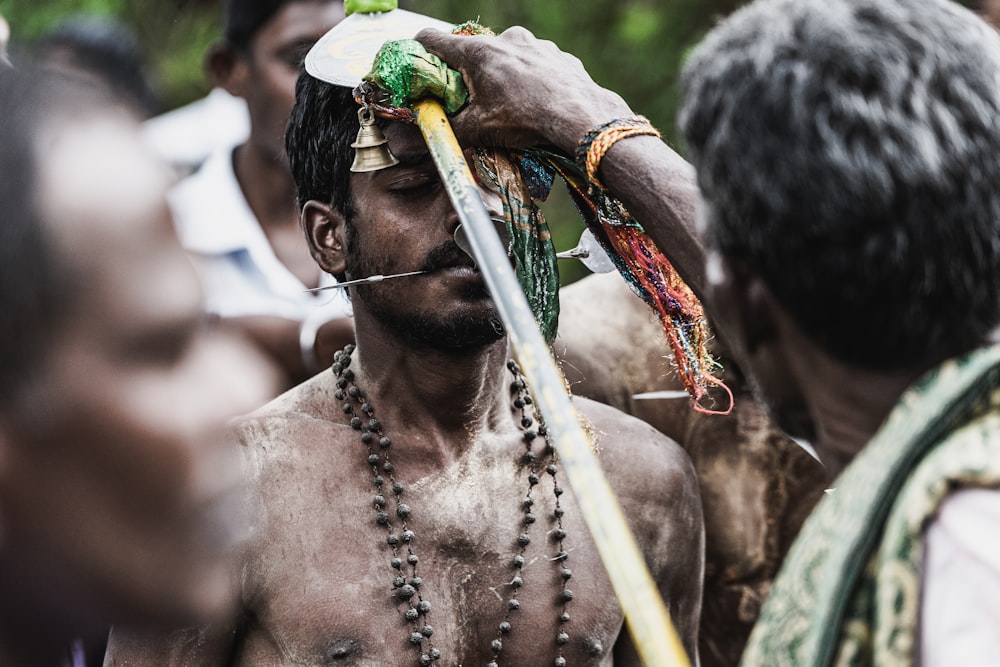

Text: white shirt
xmin=921 ymin=487 xmax=1000 ymax=666
xmin=143 ymin=88 xmax=250 ymax=172
xmin=169 ymin=143 xmax=351 ymax=325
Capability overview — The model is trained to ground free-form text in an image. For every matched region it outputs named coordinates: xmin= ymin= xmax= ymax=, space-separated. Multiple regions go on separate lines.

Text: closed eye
xmin=387 ymin=174 xmax=441 ymax=198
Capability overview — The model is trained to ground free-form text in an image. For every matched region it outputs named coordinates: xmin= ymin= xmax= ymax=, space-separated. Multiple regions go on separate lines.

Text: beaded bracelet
xmin=575 ymin=116 xmax=661 ymax=189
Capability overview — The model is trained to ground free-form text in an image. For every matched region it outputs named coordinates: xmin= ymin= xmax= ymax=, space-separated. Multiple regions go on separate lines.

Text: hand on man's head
xmin=415 ymin=26 xmax=632 ymax=154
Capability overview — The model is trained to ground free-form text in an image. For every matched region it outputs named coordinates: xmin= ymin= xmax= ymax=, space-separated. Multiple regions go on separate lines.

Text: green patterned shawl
xmin=741 ymin=345 xmax=1000 ymax=667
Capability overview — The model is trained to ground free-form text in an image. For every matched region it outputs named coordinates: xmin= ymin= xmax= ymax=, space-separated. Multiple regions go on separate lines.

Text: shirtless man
xmin=105 ymin=39 xmax=704 ymax=667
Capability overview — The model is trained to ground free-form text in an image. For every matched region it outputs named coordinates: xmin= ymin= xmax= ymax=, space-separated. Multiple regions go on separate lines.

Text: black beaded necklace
xmin=331 ymin=344 xmax=574 ymax=666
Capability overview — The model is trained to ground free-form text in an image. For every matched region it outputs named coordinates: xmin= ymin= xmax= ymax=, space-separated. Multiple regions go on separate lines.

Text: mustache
xmin=422 ymin=241 xmax=478 ymax=272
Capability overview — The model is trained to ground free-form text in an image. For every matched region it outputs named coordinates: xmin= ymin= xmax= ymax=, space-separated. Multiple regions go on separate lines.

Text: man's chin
xmin=393 ymin=313 xmax=506 ymax=354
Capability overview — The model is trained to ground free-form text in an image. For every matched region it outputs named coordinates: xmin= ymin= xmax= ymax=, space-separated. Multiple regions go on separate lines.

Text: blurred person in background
xmin=167 ymin=0 xmax=354 ymax=392
xmin=31 ymin=15 xmax=162 ymax=120
xmin=555 ymin=271 xmax=826 ymax=667
xmin=0 ymin=62 xmax=277 ymax=666
xmin=143 ymin=87 xmax=250 ymax=175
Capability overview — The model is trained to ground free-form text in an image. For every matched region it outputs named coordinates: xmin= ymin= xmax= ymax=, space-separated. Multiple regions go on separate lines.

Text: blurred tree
xmin=401 ymin=0 xmax=747 ymax=145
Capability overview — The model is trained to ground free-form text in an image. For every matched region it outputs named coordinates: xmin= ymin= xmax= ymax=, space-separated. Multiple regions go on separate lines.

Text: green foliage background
xmin=0 ymin=0 xmax=221 ymax=109
xmin=0 ymin=0 xmax=750 ymax=283
xmin=401 ymin=0 xmax=747 ymax=146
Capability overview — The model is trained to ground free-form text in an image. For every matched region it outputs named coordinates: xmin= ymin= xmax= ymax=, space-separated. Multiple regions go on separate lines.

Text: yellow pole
xmin=413 ymin=98 xmax=691 ymax=667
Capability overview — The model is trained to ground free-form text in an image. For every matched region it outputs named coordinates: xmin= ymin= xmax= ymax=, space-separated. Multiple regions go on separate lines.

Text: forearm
xmin=415 ymin=27 xmax=708 ymax=300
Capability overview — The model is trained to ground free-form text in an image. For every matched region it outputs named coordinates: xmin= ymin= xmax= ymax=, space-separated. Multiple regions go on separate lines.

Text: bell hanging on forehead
xmin=350 ymin=105 xmax=398 ymax=172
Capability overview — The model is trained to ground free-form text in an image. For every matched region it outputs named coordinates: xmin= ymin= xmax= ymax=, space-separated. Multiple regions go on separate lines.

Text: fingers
xmin=498 ymin=25 xmax=538 ymax=44
xmin=416 ymin=24 xmax=543 ymax=68
xmin=415 ymin=28 xmax=470 ymax=67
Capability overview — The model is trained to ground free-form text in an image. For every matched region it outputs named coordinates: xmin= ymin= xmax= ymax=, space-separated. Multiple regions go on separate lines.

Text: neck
xmin=232 ymin=141 xmax=298 ymax=229
xmin=788 ymin=344 xmax=923 ymax=481
xmin=347 ymin=321 xmax=516 ymax=458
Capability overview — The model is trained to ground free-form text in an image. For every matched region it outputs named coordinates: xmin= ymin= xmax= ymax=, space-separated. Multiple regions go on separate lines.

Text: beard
xmin=347 ymin=230 xmax=507 ymax=353
xmin=367 ymin=304 xmax=507 ymax=353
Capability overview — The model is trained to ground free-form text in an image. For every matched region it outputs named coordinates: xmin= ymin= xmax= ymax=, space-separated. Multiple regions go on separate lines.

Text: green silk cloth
xmin=740 ymin=344 xmax=1000 ymax=667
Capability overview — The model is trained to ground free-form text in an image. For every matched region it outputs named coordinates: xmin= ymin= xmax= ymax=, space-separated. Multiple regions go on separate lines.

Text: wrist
xmin=574 ymin=116 xmax=661 ymax=189
xmin=552 ymin=93 xmax=634 ymax=153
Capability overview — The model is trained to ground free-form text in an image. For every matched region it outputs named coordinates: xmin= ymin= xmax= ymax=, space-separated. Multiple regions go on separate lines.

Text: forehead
xmin=38 ymin=114 xmax=172 ymax=252
xmin=257 ymin=1 xmax=345 ymax=49
xmin=382 ymin=120 xmax=429 ymax=159
xmin=36 ymin=114 xmax=200 ymax=321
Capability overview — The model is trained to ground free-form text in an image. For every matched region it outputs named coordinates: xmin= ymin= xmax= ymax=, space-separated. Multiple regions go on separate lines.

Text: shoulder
xmin=556 ymin=273 xmax=671 ymax=404
xmin=571 ymin=396 xmax=703 ymax=606
xmin=574 ymin=395 xmax=696 ymax=483
xmin=167 ymin=145 xmax=246 ymax=249
xmin=572 ymin=396 xmax=701 ymax=536
xmin=234 ymin=377 xmax=358 ymax=562
xmin=235 ymin=375 xmax=351 ymax=479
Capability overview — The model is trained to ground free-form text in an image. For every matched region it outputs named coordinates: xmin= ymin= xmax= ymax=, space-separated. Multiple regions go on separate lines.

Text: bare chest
xmin=239 ymin=443 xmax=622 ymax=666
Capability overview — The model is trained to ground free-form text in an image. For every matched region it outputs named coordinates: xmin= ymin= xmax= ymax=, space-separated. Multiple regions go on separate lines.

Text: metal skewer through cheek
xmin=412 ymin=98 xmax=691 ymax=667
xmin=304 ymin=270 xmax=428 ymax=293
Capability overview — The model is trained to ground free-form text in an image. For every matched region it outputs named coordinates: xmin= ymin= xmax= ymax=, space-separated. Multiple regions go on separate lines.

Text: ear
xmin=302 ymin=200 xmax=347 ymax=276
xmin=206 ymin=42 xmax=248 ymax=97
xmin=703 ymin=250 xmax=779 ymax=362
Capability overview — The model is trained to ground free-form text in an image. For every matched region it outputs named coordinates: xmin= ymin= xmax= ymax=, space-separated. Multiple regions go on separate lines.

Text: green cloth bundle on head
xmin=362 ymin=31 xmax=731 ymax=413
xmin=366 ymin=40 xmax=468 ymax=114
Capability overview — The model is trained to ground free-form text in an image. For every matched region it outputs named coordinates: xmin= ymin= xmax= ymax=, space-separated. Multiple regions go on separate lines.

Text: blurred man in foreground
xmin=0 ymin=63 xmax=276 ymax=665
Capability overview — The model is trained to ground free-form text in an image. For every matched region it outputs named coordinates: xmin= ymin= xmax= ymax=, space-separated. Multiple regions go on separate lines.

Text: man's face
xmin=0 ymin=114 xmax=277 ymax=629
xmin=344 ymin=121 xmax=507 ymax=352
xmin=243 ymin=1 xmax=345 ymax=162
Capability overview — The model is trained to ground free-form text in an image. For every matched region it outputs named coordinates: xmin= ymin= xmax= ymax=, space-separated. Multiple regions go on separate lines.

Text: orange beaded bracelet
xmin=575 ymin=116 xmax=661 ymax=189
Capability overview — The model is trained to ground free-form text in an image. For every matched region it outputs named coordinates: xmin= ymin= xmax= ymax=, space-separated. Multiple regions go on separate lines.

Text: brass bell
xmin=350 ymin=105 xmax=399 ymax=173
